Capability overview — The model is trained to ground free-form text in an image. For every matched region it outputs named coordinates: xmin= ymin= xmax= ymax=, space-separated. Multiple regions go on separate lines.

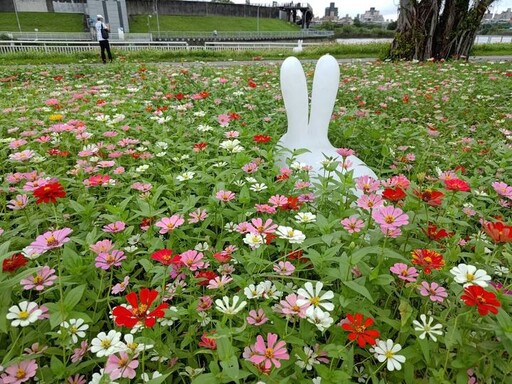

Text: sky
xmin=234 ymin=1 xmax=512 ymax=22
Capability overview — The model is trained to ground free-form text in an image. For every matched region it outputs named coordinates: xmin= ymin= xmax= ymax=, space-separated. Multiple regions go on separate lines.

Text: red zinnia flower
xmin=461 ymin=285 xmax=501 ymax=316
xmin=213 ymin=252 xmax=232 ymax=263
xmin=280 ymin=196 xmax=302 ymax=211
xmin=193 ymin=142 xmax=208 ymax=152
xmin=2 ymin=253 xmax=28 ymax=273
xmin=195 ymin=270 xmax=218 ymax=286
xmin=150 ymin=249 xmax=181 ymax=266
xmin=413 ymin=189 xmax=444 ymax=206
xmin=340 ymin=313 xmax=380 ymax=347
xmin=382 ymin=187 xmax=407 ymax=201
xmin=444 ymin=178 xmax=470 ymax=192
xmin=112 ymin=288 xmax=168 ymax=328
xmin=229 ymin=112 xmax=241 ymax=120
xmin=247 ymin=79 xmax=257 ymax=88
xmin=423 ymin=224 xmax=453 ymax=241
xmin=33 ymin=182 xmax=66 ymax=204
xmin=411 ymin=249 xmax=445 ymax=274
xmin=482 ymin=220 xmax=512 ymax=243
xmin=253 ymin=134 xmax=271 ymax=143
xmin=198 ymin=332 xmax=217 ymax=350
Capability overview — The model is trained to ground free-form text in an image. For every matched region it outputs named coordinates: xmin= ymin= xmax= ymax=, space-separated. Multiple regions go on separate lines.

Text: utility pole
xmin=154 ymin=0 xmax=160 ymax=38
xmin=12 ymin=0 xmax=22 ymax=32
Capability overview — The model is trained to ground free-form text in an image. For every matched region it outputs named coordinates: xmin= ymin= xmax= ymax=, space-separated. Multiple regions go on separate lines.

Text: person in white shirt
xmin=95 ymin=15 xmax=113 ymax=63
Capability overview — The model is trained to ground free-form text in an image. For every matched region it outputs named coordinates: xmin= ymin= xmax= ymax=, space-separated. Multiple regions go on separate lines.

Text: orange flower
xmin=482 ymin=220 xmax=512 ymax=243
xmin=411 ymin=249 xmax=445 ymax=274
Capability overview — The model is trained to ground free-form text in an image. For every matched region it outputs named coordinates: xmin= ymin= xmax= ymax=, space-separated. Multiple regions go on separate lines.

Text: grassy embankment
xmin=0 ymin=12 xmax=511 ymax=65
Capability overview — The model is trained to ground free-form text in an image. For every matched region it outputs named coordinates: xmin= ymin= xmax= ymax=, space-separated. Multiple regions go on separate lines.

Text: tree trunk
xmin=389 ymin=0 xmax=495 ymax=61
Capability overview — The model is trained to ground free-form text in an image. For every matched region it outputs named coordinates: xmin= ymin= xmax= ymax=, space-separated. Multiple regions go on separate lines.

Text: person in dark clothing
xmin=95 ymin=15 xmax=113 ymax=63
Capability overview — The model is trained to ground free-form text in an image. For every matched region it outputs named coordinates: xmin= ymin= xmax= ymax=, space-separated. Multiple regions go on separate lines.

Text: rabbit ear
xmin=308 ymin=54 xmax=340 ymax=139
xmin=280 ymin=56 xmax=309 ymax=137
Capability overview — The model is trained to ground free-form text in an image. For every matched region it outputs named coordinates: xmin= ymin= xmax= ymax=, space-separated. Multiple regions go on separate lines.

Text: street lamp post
xmin=154 ymin=0 xmax=161 ymax=38
xmin=257 ymin=6 xmax=260 ymax=34
xmin=12 ymin=0 xmax=22 ymax=32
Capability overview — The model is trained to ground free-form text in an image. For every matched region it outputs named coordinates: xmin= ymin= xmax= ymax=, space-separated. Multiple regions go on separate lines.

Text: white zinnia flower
xmin=296 ymin=281 xmax=334 ymax=313
xmin=295 ymin=212 xmax=317 ymax=223
xmin=243 ymin=233 xmax=264 ymax=249
xmin=412 ymin=314 xmax=443 ymax=342
xmin=276 ymin=226 xmax=306 ymax=244
xmin=372 ymin=339 xmax=406 ymax=371
xmin=176 ymin=171 xmax=195 ymax=181
xmin=244 ymin=283 xmax=265 ymax=299
xmin=6 ymin=301 xmax=42 ymax=327
xmin=305 ymin=307 xmax=334 ymax=332
xmin=123 ymin=333 xmax=154 ymax=354
xmin=450 ymin=263 xmax=491 ymax=287
xmin=250 ymin=183 xmax=267 ymax=192
xmin=60 ymin=318 xmax=89 ymax=343
xmin=215 ymin=296 xmax=247 ymax=315
xmin=90 ymin=330 xmax=124 ymax=357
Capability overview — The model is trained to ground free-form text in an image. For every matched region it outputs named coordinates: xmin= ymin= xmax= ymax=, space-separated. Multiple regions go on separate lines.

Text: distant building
xmin=482 ymin=10 xmax=493 ymax=22
xmin=361 ymin=7 xmax=384 ymax=23
xmin=338 ymin=13 xmax=353 ymax=25
xmin=493 ymin=8 xmax=512 ymax=23
xmin=324 ymin=2 xmax=338 ymax=18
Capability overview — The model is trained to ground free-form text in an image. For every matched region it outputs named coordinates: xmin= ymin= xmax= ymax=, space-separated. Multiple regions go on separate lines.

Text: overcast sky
xmin=235 ymin=1 xmax=512 ymax=22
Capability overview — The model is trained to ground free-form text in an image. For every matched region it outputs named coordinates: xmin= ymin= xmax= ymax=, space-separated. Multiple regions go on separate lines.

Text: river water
xmin=336 ymin=35 xmax=512 ymax=45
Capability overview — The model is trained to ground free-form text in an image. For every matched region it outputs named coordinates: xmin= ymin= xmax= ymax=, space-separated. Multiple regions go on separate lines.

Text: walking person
xmin=95 ymin=15 xmax=113 ymax=63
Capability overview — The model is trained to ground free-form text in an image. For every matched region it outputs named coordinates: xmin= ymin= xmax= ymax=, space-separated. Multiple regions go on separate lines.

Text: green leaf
xmin=64 ymin=284 xmax=86 ymax=312
xmin=145 ymin=373 xmax=171 ymax=384
xmin=0 ymin=288 xmax=11 ymax=334
xmin=343 ymin=279 xmax=374 ymax=303
xmin=220 ymin=355 xmax=240 ymax=381
xmin=399 ymin=299 xmax=413 ymax=327
xmin=192 ymin=374 xmax=221 ymax=384
xmin=50 ymin=355 xmax=66 ymax=378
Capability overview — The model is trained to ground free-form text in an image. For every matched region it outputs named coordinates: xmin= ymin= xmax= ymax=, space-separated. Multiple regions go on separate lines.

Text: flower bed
xmin=0 ymin=60 xmax=511 ymax=383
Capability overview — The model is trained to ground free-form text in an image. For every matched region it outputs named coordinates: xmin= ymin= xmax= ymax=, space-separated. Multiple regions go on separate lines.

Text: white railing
xmin=0 ymin=31 xmax=153 ymax=41
xmin=0 ymin=40 xmax=190 ymax=54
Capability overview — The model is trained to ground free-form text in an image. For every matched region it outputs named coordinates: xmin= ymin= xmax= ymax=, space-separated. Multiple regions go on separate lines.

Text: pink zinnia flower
xmin=273 ymin=261 xmax=295 ymax=276
xmin=67 ymin=374 xmax=87 ymax=384
xmin=247 ymin=218 xmax=278 ymax=235
xmin=390 ymin=263 xmax=418 ymax=282
xmin=216 ymin=190 xmax=236 ymax=202
xmin=71 ymin=341 xmax=88 ymax=363
xmin=247 ymin=333 xmax=289 ymax=370
xmin=247 ymin=309 xmax=269 ymax=326
xmin=20 ymin=266 xmax=57 ymax=291
xmin=111 ymin=276 xmax=130 ymax=294
xmin=180 ymin=249 xmax=207 ymax=271
xmin=255 ymin=204 xmax=277 ymax=214
xmin=357 ymin=193 xmax=384 ymax=210
xmin=188 ymin=208 xmax=208 ymax=223
xmin=268 ymin=194 xmax=288 ymax=207
xmin=95 ymin=250 xmax=126 ymax=270
xmin=206 ymin=275 xmax=233 ymax=289
xmin=336 ymin=147 xmax=356 ymax=157
xmin=7 ymin=194 xmax=29 ymax=210
xmin=89 ymin=239 xmax=114 ymax=255
xmin=29 ymin=228 xmax=72 ymax=254
xmin=372 ymin=206 xmax=409 ymax=229
xmin=274 ymin=293 xmax=307 ymax=319
xmin=340 ymin=216 xmax=365 ymax=233
xmin=155 ymin=215 xmax=185 ymax=234
xmin=418 ymin=281 xmax=448 ymax=302
xmin=102 ymin=221 xmax=126 ymax=233
xmin=105 ymin=352 xmax=139 ymax=379
xmin=217 ymin=114 xmax=231 ymax=127
xmin=355 ymin=175 xmax=380 ymax=194
xmin=1 ymin=359 xmax=38 ymax=384
xmin=492 ymin=181 xmax=512 ymax=199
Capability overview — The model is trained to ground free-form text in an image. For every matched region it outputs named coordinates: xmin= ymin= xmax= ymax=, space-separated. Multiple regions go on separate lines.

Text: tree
xmin=389 ymin=0 xmax=495 ymax=61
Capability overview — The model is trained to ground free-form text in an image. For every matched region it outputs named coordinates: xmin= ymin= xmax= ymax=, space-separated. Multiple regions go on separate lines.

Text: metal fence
xmin=0 ymin=31 xmax=153 ymax=42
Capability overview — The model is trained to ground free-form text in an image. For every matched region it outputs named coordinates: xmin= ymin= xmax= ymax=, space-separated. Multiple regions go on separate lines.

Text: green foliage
xmin=0 ymin=12 xmax=85 ymax=32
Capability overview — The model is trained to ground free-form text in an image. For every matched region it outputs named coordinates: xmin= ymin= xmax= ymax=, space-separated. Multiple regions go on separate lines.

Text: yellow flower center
xmin=46 ymin=235 xmax=58 ymax=246
xmin=33 ymin=274 xmax=44 ymax=285
xmin=385 ymin=350 xmax=394 ymax=359
xmin=384 ymin=215 xmax=395 ymax=224
xmin=101 ymin=339 xmax=111 ymax=348
xmin=309 ymin=296 xmax=320 ymax=306
xmin=466 ymin=273 xmax=474 ymax=281
xmin=265 ymin=348 xmax=274 ymax=358
xmin=18 ymin=310 xmax=29 ymax=319
xmin=16 ymin=368 xmax=26 ymax=379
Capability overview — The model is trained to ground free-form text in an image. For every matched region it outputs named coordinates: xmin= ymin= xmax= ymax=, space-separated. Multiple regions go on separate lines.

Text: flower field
xmin=0 ymin=59 xmax=511 ymax=383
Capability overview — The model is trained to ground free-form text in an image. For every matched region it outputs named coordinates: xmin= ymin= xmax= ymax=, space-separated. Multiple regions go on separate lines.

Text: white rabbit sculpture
xmin=292 ymin=39 xmax=303 ymax=53
xmin=276 ymin=54 xmax=378 ymax=182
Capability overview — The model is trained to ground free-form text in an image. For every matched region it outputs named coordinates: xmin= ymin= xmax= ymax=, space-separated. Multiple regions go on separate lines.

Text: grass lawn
xmin=0 ymin=12 xmax=298 ymax=33
xmin=0 ymin=12 xmax=85 ymax=32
